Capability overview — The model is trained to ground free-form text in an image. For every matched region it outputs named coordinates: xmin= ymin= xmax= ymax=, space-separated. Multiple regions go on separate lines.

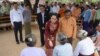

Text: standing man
xmin=59 ymin=10 xmax=77 ymax=44
xmin=72 ymin=4 xmax=81 ymax=20
xmin=10 ymin=2 xmax=24 ymax=44
xmin=37 ymin=5 xmax=50 ymax=47
xmin=50 ymin=2 xmax=60 ymax=15
xmin=23 ymin=4 xmax=32 ymax=37
xmin=83 ymin=5 xmax=92 ymax=32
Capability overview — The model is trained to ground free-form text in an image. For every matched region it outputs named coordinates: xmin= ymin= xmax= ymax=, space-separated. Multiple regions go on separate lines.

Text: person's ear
xmin=83 ymin=32 xmax=88 ymax=37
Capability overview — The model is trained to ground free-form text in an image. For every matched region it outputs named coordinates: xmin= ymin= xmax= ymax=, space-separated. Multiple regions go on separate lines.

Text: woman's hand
xmin=49 ymin=40 xmax=53 ymax=47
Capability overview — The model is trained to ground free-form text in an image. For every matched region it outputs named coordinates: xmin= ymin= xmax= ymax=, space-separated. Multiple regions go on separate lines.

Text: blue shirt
xmin=53 ymin=43 xmax=73 ymax=56
xmin=83 ymin=9 xmax=92 ymax=22
xmin=20 ymin=47 xmax=46 ymax=56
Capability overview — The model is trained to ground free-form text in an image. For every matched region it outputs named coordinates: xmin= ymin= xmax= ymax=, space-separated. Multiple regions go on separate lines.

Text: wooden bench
xmin=0 ymin=16 xmax=12 ymax=30
xmin=0 ymin=23 xmax=11 ymax=27
xmin=0 ymin=15 xmax=37 ymax=31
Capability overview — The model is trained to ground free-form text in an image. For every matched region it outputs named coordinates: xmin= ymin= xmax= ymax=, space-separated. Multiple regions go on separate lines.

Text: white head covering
xmin=78 ymin=29 xmax=88 ymax=39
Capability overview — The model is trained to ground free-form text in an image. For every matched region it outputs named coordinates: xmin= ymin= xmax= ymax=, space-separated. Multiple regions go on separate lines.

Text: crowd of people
xmin=0 ymin=0 xmax=100 ymax=56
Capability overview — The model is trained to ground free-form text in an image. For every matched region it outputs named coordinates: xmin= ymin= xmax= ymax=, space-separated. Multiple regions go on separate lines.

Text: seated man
xmin=53 ymin=33 xmax=73 ymax=56
xmin=74 ymin=29 xmax=95 ymax=56
xmin=20 ymin=35 xmax=46 ymax=56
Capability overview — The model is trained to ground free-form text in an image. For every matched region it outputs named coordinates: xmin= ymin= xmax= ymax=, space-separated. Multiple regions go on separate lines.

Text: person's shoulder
xmin=34 ymin=47 xmax=43 ymax=50
xmin=18 ymin=9 xmax=23 ymax=12
xmin=59 ymin=17 xmax=64 ymax=21
xmin=23 ymin=9 xmax=26 ymax=12
xmin=54 ymin=45 xmax=60 ymax=50
xmin=65 ymin=43 xmax=72 ymax=47
xmin=37 ymin=13 xmax=41 ymax=15
xmin=86 ymin=37 xmax=93 ymax=42
xmin=77 ymin=40 xmax=85 ymax=46
xmin=70 ymin=17 xmax=76 ymax=22
xmin=10 ymin=9 xmax=14 ymax=12
xmin=21 ymin=47 xmax=29 ymax=53
xmin=70 ymin=16 xmax=75 ymax=20
xmin=66 ymin=43 xmax=72 ymax=46
xmin=36 ymin=48 xmax=45 ymax=52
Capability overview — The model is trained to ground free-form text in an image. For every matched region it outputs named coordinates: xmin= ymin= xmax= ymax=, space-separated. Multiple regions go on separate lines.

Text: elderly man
xmin=20 ymin=35 xmax=46 ymax=56
xmin=74 ymin=29 xmax=95 ymax=56
xmin=53 ymin=33 xmax=73 ymax=56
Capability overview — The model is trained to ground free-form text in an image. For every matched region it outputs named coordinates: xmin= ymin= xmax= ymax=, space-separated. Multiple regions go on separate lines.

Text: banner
xmin=39 ymin=0 xmax=45 ymax=4
xmin=30 ymin=0 xmax=35 ymax=4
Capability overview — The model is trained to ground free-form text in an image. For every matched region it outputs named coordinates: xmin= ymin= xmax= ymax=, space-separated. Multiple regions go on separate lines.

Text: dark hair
xmin=86 ymin=5 xmax=91 ymax=9
xmin=21 ymin=3 xmax=24 ymax=7
xmin=40 ymin=5 xmax=45 ymax=8
xmin=60 ymin=38 xmax=67 ymax=45
xmin=2 ymin=1 xmax=6 ymax=3
xmin=12 ymin=2 xmax=17 ymax=5
xmin=25 ymin=4 xmax=30 ymax=7
xmin=91 ymin=3 xmax=95 ymax=7
xmin=75 ymin=4 xmax=79 ymax=8
xmin=61 ymin=4 xmax=65 ymax=7
xmin=58 ymin=33 xmax=67 ymax=45
xmin=50 ymin=14 xmax=58 ymax=18
xmin=64 ymin=10 xmax=71 ymax=13
xmin=25 ymin=35 xmax=36 ymax=47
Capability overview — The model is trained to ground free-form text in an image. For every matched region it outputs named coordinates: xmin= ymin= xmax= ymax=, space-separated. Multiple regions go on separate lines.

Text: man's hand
xmin=12 ymin=25 xmax=14 ymax=28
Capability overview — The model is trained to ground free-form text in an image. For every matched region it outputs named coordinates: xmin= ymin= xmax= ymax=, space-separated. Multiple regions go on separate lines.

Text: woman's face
xmin=51 ymin=15 xmax=57 ymax=23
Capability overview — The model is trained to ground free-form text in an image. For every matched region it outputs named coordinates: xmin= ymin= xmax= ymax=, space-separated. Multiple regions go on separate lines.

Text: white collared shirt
xmin=10 ymin=9 xmax=24 ymax=25
xmin=20 ymin=47 xmax=46 ymax=56
xmin=50 ymin=5 xmax=60 ymax=14
xmin=37 ymin=7 xmax=41 ymax=14
xmin=74 ymin=37 xmax=95 ymax=56
xmin=41 ymin=12 xmax=44 ymax=24
xmin=53 ymin=43 xmax=73 ymax=56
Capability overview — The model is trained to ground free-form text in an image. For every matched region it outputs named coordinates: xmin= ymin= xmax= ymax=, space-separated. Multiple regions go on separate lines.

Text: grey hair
xmin=57 ymin=33 xmax=67 ymax=44
xmin=77 ymin=29 xmax=88 ymax=40
xmin=25 ymin=34 xmax=36 ymax=47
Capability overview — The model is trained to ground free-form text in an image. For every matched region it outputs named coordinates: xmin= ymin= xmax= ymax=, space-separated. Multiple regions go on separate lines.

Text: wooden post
xmin=33 ymin=0 xmax=39 ymax=14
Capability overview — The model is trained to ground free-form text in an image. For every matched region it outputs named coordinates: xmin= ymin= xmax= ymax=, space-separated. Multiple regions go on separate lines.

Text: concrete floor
xmin=0 ymin=24 xmax=41 ymax=56
xmin=0 ymin=24 xmax=78 ymax=56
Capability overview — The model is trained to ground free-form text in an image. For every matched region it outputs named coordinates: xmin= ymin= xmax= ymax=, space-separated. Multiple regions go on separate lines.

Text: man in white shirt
xmin=20 ymin=35 xmax=46 ymax=56
xmin=53 ymin=33 xmax=73 ymax=56
xmin=10 ymin=2 xmax=24 ymax=44
xmin=74 ymin=29 xmax=95 ymax=56
xmin=50 ymin=2 xmax=60 ymax=14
